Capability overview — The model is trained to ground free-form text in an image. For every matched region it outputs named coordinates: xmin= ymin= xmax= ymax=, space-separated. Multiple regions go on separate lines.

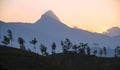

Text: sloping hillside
xmin=0 ymin=45 xmax=120 ymax=70
xmin=0 ymin=45 xmax=54 ymax=70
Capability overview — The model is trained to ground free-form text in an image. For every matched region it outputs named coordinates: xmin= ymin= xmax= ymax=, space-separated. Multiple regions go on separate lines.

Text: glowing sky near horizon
xmin=0 ymin=0 xmax=120 ymax=33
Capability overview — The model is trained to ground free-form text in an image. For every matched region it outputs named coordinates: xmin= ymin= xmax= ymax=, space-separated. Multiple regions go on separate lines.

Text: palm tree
xmin=18 ymin=37 xmax=25 ymax=50
xmin=93 ymin=50 xmax=97 ymax=56
xmin=115 ymin=46 xmax=120 ymax=57
xmin=61 ymin=40 xmax=65 ymax=52
xmin=7 ymin=29 xmax=13 ymax=46
xmin=61 ymin=38 xmax=72 ymax=53
xmin=86 ymin=46 xmax=91 ymax=56
xmin=40 ymin=44 xmax=44 ymax=55
xmin=72 ymin=45 xmax=78 ymax=53
xmin=78 ymin=43 xmax=87 ymax=55
xmin=2 ymin=36 xmax=10 ymax=46
xmin=40 ymin=44 xmax=47 ymax=56
xmin=103 ymin=46 xmax=107 ymax=56
xmin=51 ymin=42 xmax=56 ymax=54
xmin=0 ymin=35 xmax=1 ymax=45
xmin=30 ymin=38 xmax=37 ymax=52
xmin=99 ymin=48 xmax=103 ymax=57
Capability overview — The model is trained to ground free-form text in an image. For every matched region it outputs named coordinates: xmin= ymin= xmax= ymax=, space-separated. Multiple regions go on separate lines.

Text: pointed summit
xmin=35 ymin=10 xmax=61 ymax=24
xmin=34 ymin=10 xmax=69 ymax=29
xmin=43 ymin=10 xmax=60 ymax=21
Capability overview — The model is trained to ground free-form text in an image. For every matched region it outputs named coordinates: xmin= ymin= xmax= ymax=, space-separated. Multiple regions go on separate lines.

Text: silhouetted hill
xmin=0 ymin=45 xmax=53 ymax=70
xmin=0 ymin=45 xmax=120 ymax=70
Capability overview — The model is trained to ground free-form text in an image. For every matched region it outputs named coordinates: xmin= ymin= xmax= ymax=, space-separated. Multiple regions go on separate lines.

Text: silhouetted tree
xmin=79 ymin=48 xmax=85 ymax=55
xmin=99 ymin=48 xmax=103 ymax=57
xmin=61 ymin=40 xmax=64 ymax=51
xmin=0 ymin=35 xmax=1 ymax=45
xmin=40 ymin=44 xmax=44 ymax=55
xmin=115 ymin=47 xmax=117 ymax=57
xmin=2 ymin=36 xmax=10 ymax=45
xmin=86 ymin=46 xmax=91 ymax=56
xmin=40 ymin=44 xmax=47 ymax=56
xmin=93 ymin=50 xmax=97 ymax=56
xmin=72 ymin=44 xmax=78 ymax=53
xmin=78 ymin=43 xmax=88 ymax=55
xmin=61 ymin=38 xmax=72 ymax=53
xmin=28 ymin=48 xmax=32 ymax=53
xmin=30 ymin=38 xmax=37 ymax=52
xmin=115 ymin=46 xmax=120 ymax=57
xmin=51 ymin=42 xmax=56 ymax=54
xmin=103 ymin=46 xmax=107 ymax=56
xmin=7 ymin=29 xmax=13 ymax=46
xmin=18 ymin=37 xmax=25 ymax=50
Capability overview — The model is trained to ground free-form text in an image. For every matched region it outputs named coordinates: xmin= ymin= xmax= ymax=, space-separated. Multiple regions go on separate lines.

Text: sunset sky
xmin=0 ymin=0 xmax=120 ymax=33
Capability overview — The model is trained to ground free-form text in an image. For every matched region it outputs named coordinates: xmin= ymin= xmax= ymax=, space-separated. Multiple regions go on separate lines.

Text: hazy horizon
xmin=0 ymin=0 xmax=120 ymax=33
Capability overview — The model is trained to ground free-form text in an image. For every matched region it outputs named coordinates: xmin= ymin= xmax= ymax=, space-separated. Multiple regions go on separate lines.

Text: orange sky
xmin=0 ymin=0 xmax=120 ymax=33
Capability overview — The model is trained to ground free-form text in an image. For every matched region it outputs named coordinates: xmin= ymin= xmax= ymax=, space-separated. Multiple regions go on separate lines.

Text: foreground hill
xmin=0 ymin=45 xmax=120 ymax=70
xmin=0 ymin=45 xmax=53 ymax=70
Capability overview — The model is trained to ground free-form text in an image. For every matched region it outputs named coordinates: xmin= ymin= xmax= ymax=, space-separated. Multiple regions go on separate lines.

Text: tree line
xmin=0 ymin=29 xmax=120 ymax=57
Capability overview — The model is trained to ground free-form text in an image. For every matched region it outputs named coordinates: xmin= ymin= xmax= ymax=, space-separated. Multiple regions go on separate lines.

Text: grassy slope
xmin=0 ymin=45 xmax=120 ymax=70
xmin=0 ymin=45 xmax=52 ymax=70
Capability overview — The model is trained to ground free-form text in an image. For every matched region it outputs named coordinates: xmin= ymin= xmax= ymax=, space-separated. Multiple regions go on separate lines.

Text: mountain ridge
xmin=0 ymin=10 xmax=120 ymax=57
xmin=35 ymin=10 xmax=61 ymax=24
xmin=44 ymin=10 xmax=60 ymax=21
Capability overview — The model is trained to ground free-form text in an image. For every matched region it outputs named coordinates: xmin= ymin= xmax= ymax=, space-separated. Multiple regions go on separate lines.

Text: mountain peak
xmin=43 ymin=10 xmax=60 ymax=21
xmin=35 ymin=10 xmax=61 ymax=24
xmin=44 ymin=10 xmax=54 ymax=15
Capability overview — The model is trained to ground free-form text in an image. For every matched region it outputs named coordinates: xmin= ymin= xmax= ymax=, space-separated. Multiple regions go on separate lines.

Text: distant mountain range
xmin=103 ymin=27 xmax=120 ymax=37
xmin=0 ymin=10 xmax=120 ymax=56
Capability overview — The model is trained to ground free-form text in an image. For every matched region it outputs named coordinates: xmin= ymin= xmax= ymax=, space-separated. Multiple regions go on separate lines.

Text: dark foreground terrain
xmin=0 ymin=45 xmax=120 ymax=70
